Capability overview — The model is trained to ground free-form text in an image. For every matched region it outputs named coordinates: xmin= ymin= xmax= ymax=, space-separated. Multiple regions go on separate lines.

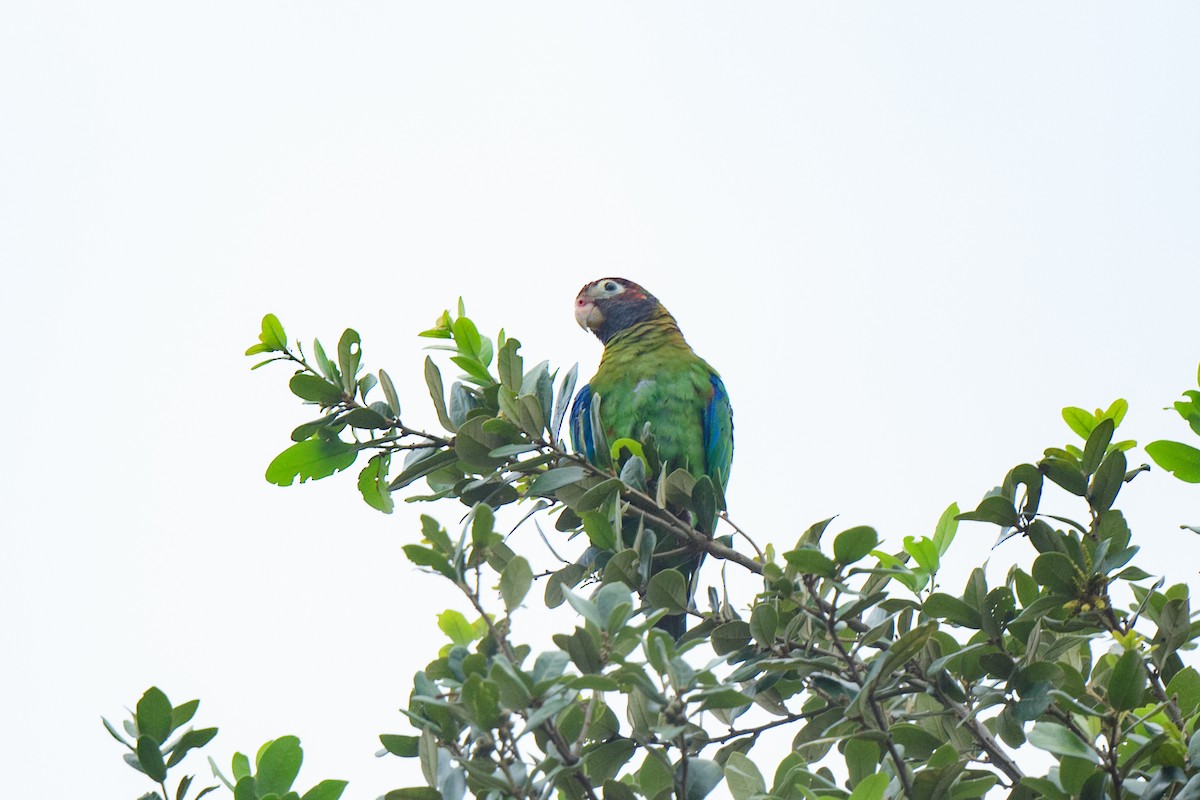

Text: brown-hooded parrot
xmin=569 ymin=277 xmax=733 ymax=638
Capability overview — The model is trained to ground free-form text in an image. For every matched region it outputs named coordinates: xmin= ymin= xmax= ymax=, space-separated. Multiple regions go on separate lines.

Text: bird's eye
xmin=604 ymin=281 xmax=619 ymax=292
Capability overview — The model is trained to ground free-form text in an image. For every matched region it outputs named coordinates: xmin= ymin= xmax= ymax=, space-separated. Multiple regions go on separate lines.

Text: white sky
xmin=3 ymin=3 xmax=1200 ymax=798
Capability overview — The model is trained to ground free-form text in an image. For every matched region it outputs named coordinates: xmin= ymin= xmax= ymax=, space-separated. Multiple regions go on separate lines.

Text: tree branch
xmin=911 ymin=676 xmax=1025 ymax=784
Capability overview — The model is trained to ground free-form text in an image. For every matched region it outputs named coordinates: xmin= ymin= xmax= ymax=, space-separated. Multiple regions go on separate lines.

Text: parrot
xmin=569 ymin=277 xmax=733 ymax=639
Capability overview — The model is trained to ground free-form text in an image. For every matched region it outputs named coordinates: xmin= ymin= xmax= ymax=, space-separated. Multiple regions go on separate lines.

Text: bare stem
xmin=719 ymin=511 xmax=765 ymax=560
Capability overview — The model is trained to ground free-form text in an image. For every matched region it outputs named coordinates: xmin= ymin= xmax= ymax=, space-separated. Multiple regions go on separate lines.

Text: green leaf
xmin=378 ymin=369 xmax=402 ymax=418
xmin=403 ymin=545 xmax=456 ymax=579
xmin=662 ymin=468 xmax=696 ymax=508
xmin=639 ymin=752 xmax=675 ymax=800
xmin=602 ymin=549 xmax=640 ymax=590
xmin=1031 ymin=552 xmax=1079 ymax=595
xmin=646 ymin=570 xmax=689 ymax=615
xmin=602 ymin=780 xmax=637 ymax=800
xmin=957 ymin=496 xmax=1018 ymax=527
xmin=723 ymin=752 xmax=765 ymax=800
xmin=678 ymin=758 xmax=722 ymax=800
xmin=551 ymin=364 xmax=579 ymax=443
xmin=782 ymin=547 xmax=836 ymax=578
xmin=1147 ymin=441 xmax=1200 ymax=483
xmin=1155 ymin=597 xmax=1191 ymax=663
xmin=137 ymin=687 xmax=173 ymax=745
xmin=581 ymin=511 xmax=617 ymax=551
xmin=545 ymin=564 xmax=586 ymax=609
xmin=1167 ymin=667 xmax=1200 ymax=716
xmin=470 ymin=504 xmax=495 ymax=549
xmin=266 ymin=438 xmax=358 ymax=486
xmin=983 ymin=586 xmax=1016 ymax=640
xmin=692 ymin=475 xmax=718 ymax=535
xmin=461 ymin=674 xmax=501 ymax=728
xmin=380 ymin=735 xmax=420 ymax=758
xmin=834 ymin=526 xmax=879 ymax=565
xmin=437 ymin=610 xmax=476 ymax=645
xmin=289 ymin=374 xmax=344 ymax=405
xmin=585 ymin=738 xmax=635 ymax=784
xmin=878 ymin=622 xmax=936 ymax=678
xmin=1176 ymin=775 xmax=1200 ymax=800
xmin=385 ymin=789 xmax=443 ymax=800
xmin=501 ymin=556 xmax=533 ymax=612
xmin=358 ymin=372 xmax=378 ymax=400
xmin=903 ymin=535 xmax=939 ymax=572
xmin=595 ymin=582 xmax=633 ymax=630
xmin=932 ymin=503 xmax=959 ymax=556
xmin=451 ymin=419 xmax=504 ymax=474
xmin=848 ymin=773 xmax=889 ymax=800
xmin=496 ymin=338 xmax=523 ymax=391
xmin=1040 ymin=457 xmax=1088 ymax=496
xmin=1108 ymin=649 xmax=1147 ymax=712
xmin=1089 ymin=448 xmax=1126 ymax=513
xmin=249 ymin=313 xmax=288 ymax=352
xmin=529 ymin=466 xmax=588 ymax=495
xmin=137 ymin=735 xmax=168 ymax=782
xmin=357 ymin=453 xmax=393 ymax=513
xmin=102 ymin=716 xmax=133 ymax=749
xmin=1063 ymin=407 xmax=1097 ymax=439
xmin=569 ymin=675 xmax=621 ymax=692
xmin=750 ymin=603 xmax=779 ymax=645
xmin=451 ymin=316 xmax=483 ymax=359
xmin=1011 ymin=681 xmax=1053 ymax=722
xmin=952 ymin=775 xmax=998 ymax=800
xmin=171 ymin=699 xmax=199 ymax=734
xmin=1082 ymin=418 xmax=1115 ymax=475
xmin=344 ymin=407 xmax=388 ymax=429
xmin=256 ymin=736 xmax=303 ymax=795
xmin=697 ymin=688 xmax=752 ymax=710
xmin=577 ymin=479 xmax=624 ymax=513
xmin=301 ymin=781 xmax=348 ymax=800
xmin=1028 ymin=722 xmax=1100 ymax=764
xmin=337 ymin=329 xmax=361 ymax=394
xmin=233 ymin=777 xmax=256 ymax=800
xmin=424 ymin=357 xmax=456 ymax=432
xmin=711 ymin=621 xmax=752 ymax=656
xmin=451 ymin=354 xmax=493 ymax=386
xmin=564 ymin=592 xmax=607 ymax=629
xmin=845 ymin=738 xmax=881 ymax=787
xmin=923 ymin=593 xmax=982 ymax=628
xmin=388 ymin=449 xmax=458 ymax=491
xmin=166 ymin=727 xmax=218 ymax=767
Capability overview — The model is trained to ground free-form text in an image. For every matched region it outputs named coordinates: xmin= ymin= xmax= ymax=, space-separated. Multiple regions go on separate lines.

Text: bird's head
xmin=575 ymin=278 xmax=665 ymax=344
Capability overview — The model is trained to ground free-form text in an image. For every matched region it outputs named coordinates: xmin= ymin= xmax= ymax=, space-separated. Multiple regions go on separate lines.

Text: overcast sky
xmin=3 ymin=3 xmax=1200 ymax=798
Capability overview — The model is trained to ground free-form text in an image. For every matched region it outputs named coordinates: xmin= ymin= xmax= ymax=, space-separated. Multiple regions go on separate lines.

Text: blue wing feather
xmin=703 ymin=374 xmax=733 ymax=490
xmin=569 ymin=384 xmax=595 ymax=462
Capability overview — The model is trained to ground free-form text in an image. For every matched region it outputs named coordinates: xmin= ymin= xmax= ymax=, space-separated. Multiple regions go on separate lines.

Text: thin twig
xmin=719 ymin=511 xmax=765 ymax=560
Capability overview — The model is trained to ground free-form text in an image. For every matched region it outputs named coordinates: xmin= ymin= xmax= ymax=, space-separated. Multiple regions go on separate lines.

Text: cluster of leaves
xmin=104 ymin=687 xmax=345 ymax=800
xmin=210 ymin=737 xmax=347 ymax=800
xmin=103 ymin=687 xmax=219 ymax=800
xmin=1146 ymin=364 xmax=1200 ymax=485
xmin=235 ymin=308 xmax=1200 ymax=800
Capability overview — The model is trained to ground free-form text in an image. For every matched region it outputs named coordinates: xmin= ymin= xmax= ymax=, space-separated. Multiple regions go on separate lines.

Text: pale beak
xmin=575 ymin=298 xmax=602 ymax=331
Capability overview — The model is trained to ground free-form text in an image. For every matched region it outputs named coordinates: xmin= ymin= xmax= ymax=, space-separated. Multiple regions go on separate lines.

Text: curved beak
xmin=575 ymin=297 xmax=602 ymax=331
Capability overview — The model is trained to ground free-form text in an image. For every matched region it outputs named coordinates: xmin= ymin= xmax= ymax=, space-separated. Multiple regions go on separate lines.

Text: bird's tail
xmin=655 ymin=612 xmax=688 ymax=641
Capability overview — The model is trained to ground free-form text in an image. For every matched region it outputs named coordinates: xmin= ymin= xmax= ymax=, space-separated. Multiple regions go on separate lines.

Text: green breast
xmin=589 ymin=318 xmax=715 ymax=479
